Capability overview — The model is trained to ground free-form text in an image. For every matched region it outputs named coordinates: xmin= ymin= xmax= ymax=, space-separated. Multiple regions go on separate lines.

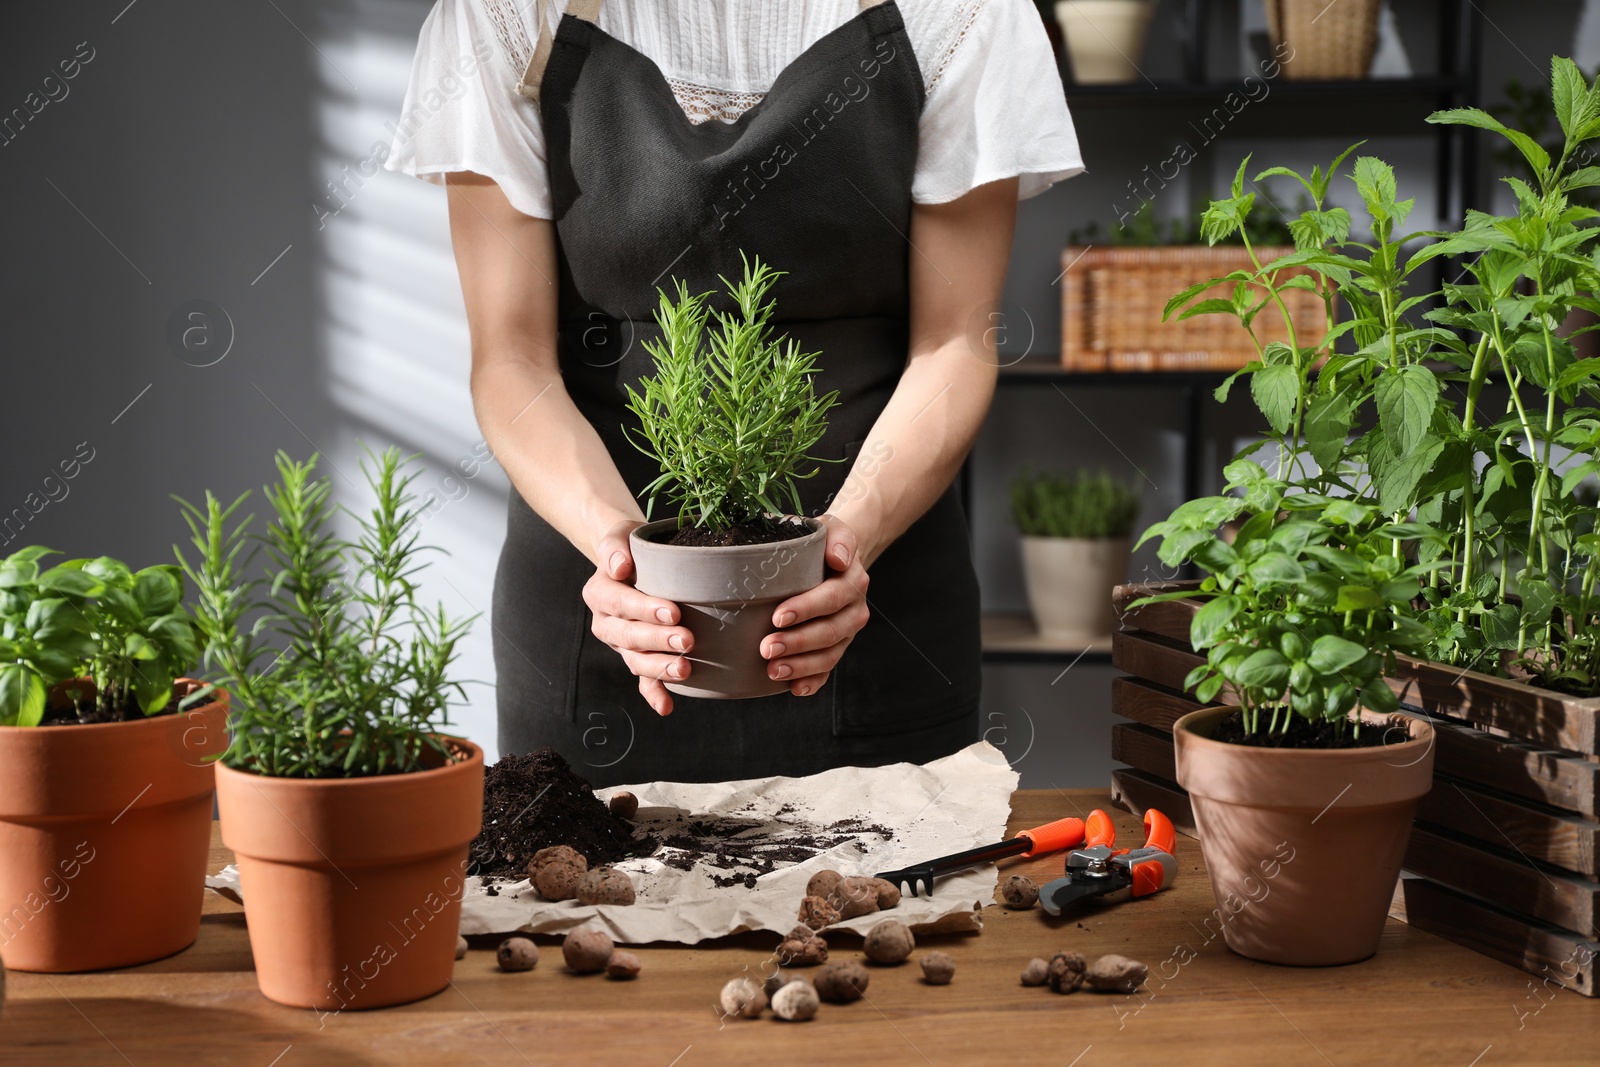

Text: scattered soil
xmin=469 ymin=748 xmax=652 ymax=877
xmin=654 ymin=812 xmax=895 ymax=889
xmin=658 ymin=515 xmax=812 ymax=548
xmin=1210 ymin=710 xmax=1395 ymax=749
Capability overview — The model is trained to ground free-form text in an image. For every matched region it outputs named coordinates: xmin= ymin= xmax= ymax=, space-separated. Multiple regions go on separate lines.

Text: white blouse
xmin=385 ymin=0 xmax=1085 ymax=218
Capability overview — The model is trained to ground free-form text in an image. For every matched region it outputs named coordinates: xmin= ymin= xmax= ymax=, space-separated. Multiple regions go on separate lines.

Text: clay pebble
xmin=496 ymin=936 xmax=539 ymax=972
xmin=562 ymin=928 xmax=614 ymax=973
xmin=920 ymin=952 xmax=955 ymax=985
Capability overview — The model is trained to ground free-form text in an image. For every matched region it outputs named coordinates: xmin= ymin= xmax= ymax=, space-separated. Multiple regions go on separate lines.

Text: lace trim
xmin=664 ymin=77 xmax=767 ymax=124
xmin=922 ymin=0 xmax=989 ymax=94
xmin=481 ymin=0 xmax=537 ymax=78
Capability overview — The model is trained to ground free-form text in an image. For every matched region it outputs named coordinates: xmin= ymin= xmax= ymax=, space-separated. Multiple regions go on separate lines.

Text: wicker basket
xmin=1265 ymin=0 xmax=1380 ymax=81
xmin=1059 ymin=245 xmax=1329 ymax=372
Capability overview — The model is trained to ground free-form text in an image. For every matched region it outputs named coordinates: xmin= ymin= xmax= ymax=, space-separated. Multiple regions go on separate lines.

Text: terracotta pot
xmin=0 ymin=681 xmax=229 ymax=972
xmin=630 ymin=517 xmax=827 ymax=699
xmin=215 ymin=739 xmax=484 ymax=1010
xmin=1056 ymin=0 xmax=1155 ymax=85
xmin=1173 ymin=706 xmax=1434 ymax=966
xmin=1019 ymin=535 xmax=1129 ymax=641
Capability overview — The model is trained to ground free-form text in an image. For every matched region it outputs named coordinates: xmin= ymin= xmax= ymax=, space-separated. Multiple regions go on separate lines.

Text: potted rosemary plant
xmin=177 ymin=449 xmax=480 ymax=1010
xmin=625 ymin=256 xmax=838 ymax=699
xmin=1010 ymin=469 xmax=1138 ymax=641
xmin=0 ymin=547 xmax=226 ymax=973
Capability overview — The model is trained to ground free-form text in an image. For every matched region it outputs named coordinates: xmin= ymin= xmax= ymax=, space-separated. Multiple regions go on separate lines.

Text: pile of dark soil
xmin=660 ymin=515 xmax=812 ymax=548
xmin=469 ymin=748 xmax=651 ymax=878
xmin=1211 ymin=710 xmax=1395 ymax=749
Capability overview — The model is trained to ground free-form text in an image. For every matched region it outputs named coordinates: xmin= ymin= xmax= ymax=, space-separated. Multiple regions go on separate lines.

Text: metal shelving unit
xmin=977 ymin=1 xmax=1483 ymax=664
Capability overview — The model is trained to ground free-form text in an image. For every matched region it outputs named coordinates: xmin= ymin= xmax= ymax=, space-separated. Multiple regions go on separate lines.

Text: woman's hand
xmin=582 ymin=519 xmax=694 ymax=717
xmin=761 ymin=515 xmax=871 ymax=697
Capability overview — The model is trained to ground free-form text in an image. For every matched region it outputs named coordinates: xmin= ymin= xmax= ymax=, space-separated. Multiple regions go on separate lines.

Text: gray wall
xmin=2 ymin=0 xmax=1589 ymax=785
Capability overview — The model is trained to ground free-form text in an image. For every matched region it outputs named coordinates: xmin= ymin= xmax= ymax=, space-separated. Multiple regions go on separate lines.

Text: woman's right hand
xmin=582 ymin=519 xmax=694 ymax=717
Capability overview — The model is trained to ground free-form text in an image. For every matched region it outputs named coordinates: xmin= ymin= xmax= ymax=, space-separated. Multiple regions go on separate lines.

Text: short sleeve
xmin=912 ymin=0 xmax=1085 ymax=204
xmin=383 ymin=0 xmax=553 ymax=219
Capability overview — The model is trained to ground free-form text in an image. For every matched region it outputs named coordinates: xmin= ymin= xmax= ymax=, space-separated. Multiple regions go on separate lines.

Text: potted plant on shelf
xmin=1121 ymin=57 xmax=1600 ymax=975
xmin=0 ymin=547 xmax=227 ymax=973
xmin=624 ymin=256 xmax=838 ymax=699
xmin=1010 ymin=468 xmax=1139 ymax=641
xmin=1054 ymin=0 xmax=1155 ymax=85
xmin=177 ymin=449 xmax=481 ymax=1010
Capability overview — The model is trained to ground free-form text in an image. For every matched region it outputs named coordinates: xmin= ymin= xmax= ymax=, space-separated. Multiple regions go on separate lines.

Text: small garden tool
xmin=875 ymin=815 xmax=1093 ymax=898
xmin=1039 ymin=808 xmax=1177 ymax=915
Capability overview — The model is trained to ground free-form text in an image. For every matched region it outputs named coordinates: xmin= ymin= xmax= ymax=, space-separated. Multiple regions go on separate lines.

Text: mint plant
xmin=0 ymin=546 xmax=198 ymax=726
xmin=176 ymin=449 xmax=472 ymax=777
xmin=624 ymin=255 xmax=839 ymax=532
xmin=1011 ymin=469 xmax=1140 ymax=539
xmin=1157 ymin=56 xmax=1600 ymax=700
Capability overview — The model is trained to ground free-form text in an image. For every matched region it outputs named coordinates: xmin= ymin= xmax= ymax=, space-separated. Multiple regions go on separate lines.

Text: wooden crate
xmin=1059 ymin=245 xmax=1329 ymax=372
xmin=1108 ymin=581 xmax=1600 ymax=995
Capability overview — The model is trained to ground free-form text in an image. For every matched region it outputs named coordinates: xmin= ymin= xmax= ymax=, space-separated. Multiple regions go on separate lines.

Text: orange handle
xmin=1085 ymin=809 xmax=1117 ymax=849
xmin=1015 ymin=816 xmax=1085 ymax=857
xmin=1143 ymin=809 xmax=1176 ymax=855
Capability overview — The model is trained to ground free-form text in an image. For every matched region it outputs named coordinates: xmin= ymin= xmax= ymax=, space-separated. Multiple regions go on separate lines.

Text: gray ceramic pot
xmin=629 ymin=517 xmax=827 ymax=699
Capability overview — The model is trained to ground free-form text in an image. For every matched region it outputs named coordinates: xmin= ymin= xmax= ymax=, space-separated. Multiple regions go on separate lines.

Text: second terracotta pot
xmin=0 ymin=682 xmax=229 ymax=973
xmin=215 ymin=739 xmax=484 ymax=1010
xmin=1174 ymin=706 xmax=1434 ymax=966
xmin=630 ymin=517 xmax=826 ymax=699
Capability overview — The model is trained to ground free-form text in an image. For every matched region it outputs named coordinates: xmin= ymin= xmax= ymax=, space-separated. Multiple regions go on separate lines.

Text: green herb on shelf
xmin=176 ymin=448 xmax=473 ymax=777
xmin=1010 ymin=469 xmax=1140 ymax=539
xmin=623 ymin=255 xmax=839 ymax=533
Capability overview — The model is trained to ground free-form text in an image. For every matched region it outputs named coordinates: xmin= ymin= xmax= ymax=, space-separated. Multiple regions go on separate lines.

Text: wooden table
xmin=2 ymin=791 xmax=1594 ymax=1065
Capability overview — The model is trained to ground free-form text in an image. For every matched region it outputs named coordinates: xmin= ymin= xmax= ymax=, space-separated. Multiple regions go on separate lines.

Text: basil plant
xmin=1134 ymin=462 xmax=1436 ymax=735
xmin=0 ymin=546 xmax=199 ymax=726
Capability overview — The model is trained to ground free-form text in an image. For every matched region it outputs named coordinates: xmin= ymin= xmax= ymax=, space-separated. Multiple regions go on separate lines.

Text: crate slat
xmin=1112 ymin=721 xmax=1178 ymax=781
xmin=1109 ymin=768 xmax=1196 ymax=837
xmin=1403 ymin=824 xmax=1597 ymax=934
xmin=1416 ymin=778 xmax=1600 ymax=878
xmin=1110 ymin=676 xmax=1208 ymax=732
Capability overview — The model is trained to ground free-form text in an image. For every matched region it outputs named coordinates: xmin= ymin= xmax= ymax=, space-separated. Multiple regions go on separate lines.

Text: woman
xmin=388 ymin=0 xmax=1083 ymax=784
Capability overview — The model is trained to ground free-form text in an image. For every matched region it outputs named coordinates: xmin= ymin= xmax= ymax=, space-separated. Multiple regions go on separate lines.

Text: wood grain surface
xmin=2 ymin=793 xmax=1595 ymax=1065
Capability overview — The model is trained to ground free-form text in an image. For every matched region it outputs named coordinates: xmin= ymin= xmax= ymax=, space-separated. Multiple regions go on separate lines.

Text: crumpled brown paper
xmin=207 ymin=740 xmax=1018 ymax=945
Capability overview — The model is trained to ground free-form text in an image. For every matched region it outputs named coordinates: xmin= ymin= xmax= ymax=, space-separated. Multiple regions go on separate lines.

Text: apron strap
xmin=519 ymin=0 xmax=886 ymax=100
xmin=518 ymin=0 xmax=603 ymax=101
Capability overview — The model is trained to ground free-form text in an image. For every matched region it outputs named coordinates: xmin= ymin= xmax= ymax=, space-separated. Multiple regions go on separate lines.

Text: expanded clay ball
xmin=1001 ymin=875 xmax=1039 ymax=909
xmin=455 ymin=935 xmax=469 ymax=960
xmin=831 ymin=876 xmax=881 ymax=920
xmin=1020 ymin=957 xmax=1050 ymax=987
xmin=534 ymin=861 xmax=585 ymax=901
xmin=1047 ymin=951 xmax=1087 ymax=994
xmin=771 ymin=980 xmax=820 ymax=1022
xmin=606 ymin=950 xmax=642 ymax=980
xmin=575 ymin=866 xmax=637 ymax=906
xmin=806 ymin=869 xmax=844 ymax=900
xmin=764 ymin=969 xmax=800 ymax=999
xmin=862 ymin=919 xmax=914 ymax=965
xmin=1086 ymin=954 xmax=1148 ymax=994
xmin=720 ymin=977 xmax=767 ymax=1019
xmin=496 ymin=936 xmax=539 ymax=972
xmin=870 ymin=877 xmax=902 ymax=909
xmin=562 ymin=928 xmax=615 ymax=973
xmin=797 ymin=894 xmax=841 ymax=930
xmin=529 ymin=845 xmax=587 ymax=874
xmin=813 ymin=960 xmax=870 ymax=1003
xmin=778 ymin=926 xmax=828 ymax=966
xmin=607 ymin=791 xmax=639 ymax=819
xmin=920 ymin=952 xmax=955 ymax=985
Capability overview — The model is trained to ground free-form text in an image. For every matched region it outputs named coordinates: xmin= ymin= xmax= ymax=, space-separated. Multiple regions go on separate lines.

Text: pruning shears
xmin=1039 ymin=808 xmax=1178 ymax=915
xmin=875 ymin=815 xmax=1095 ymax=898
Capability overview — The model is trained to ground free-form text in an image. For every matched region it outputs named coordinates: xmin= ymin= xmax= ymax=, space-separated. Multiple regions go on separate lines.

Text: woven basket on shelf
xmin=1265 ymin=0 xmax=1380 ymax=81
xmin=1059 ymin=245 xmax=1330 ymax=373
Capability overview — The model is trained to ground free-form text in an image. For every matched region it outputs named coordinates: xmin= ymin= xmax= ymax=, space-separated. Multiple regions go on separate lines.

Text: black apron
xmin=493 ymin=0 xmax=982 ymax=785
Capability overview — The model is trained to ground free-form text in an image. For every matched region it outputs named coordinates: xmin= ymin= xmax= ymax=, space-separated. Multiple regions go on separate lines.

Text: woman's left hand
xmin=761 ymin=515 xmax=871 ymax=697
